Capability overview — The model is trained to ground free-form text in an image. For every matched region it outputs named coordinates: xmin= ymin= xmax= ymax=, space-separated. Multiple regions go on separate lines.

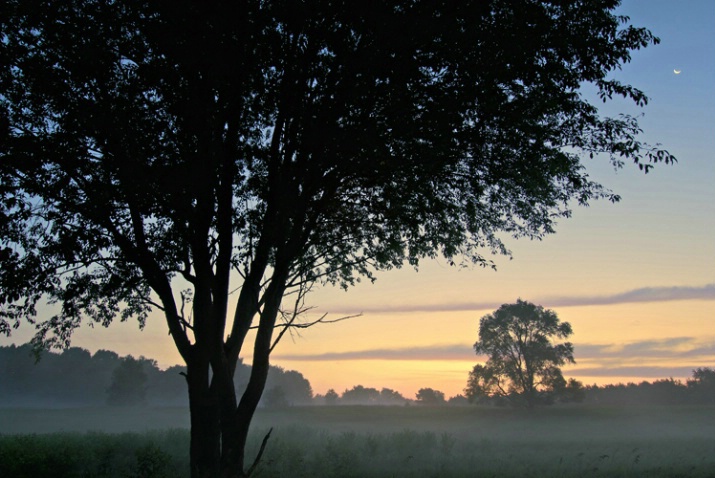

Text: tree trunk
xmin=185 ymin=304 xmax=282 ymax=477
xmin=186 ymin=360 xmax=251 ymax=478
xmin=187 ymin=359 xmax=222 ymax=478
xmin=221 ymin=300 xmax=283 ymax=477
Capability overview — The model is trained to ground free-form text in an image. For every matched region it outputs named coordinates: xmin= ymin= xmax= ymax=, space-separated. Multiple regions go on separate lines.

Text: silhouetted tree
xmin=107 ymin=356 xmax=149 ymax=406
xmin=261 ymin=386 xmax=288 ymax=409
xmin=447 ymin=394 xmax=470 ymax=406
xmin=687 ymin=367 xmax=715 ymax=404
xmin=265 ymin=367 xmax=313 ymax=405
xmin=466 ymin=300 xmax=575 ymax=408
xmin=415 ymin=388 xmax=446 ymax=405
xmin=1 ymin=2 xmax=674 ymax=475
xmin=0 ymin=344 xmax=125 ymax=406
xmin=323 ymin=389 xmax=339 ymax=406
xmin=557 ymin=378 xmax=586 ymax=403
xmin=342 ymin=385 xmax=380 ymax=405
xmin=582 ymin=378 xmax=698 ymax=405
xmin=379 ymin=387 xmax=408 ymax=405
xmin=147 ymin=364 xmax=190 ymax=407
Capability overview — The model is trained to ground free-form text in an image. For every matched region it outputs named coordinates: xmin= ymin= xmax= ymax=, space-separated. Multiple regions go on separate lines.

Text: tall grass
xmin=1 ymin=405 xmax=713 ymax=477
xmin=0 ymin=430 xmax=188 ymax=478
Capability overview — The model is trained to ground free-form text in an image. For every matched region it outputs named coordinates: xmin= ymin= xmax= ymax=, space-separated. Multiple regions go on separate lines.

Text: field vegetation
xmin=1 ymin=404 xmax=713 ymax=477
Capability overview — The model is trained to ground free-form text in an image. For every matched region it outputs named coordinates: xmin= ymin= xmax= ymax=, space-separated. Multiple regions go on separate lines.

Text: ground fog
xmin=1 ymin=405 xmax=713 ymax=477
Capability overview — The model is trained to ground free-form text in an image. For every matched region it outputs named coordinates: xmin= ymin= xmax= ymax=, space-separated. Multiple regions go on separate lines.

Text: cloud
xmin=568 ymin=365 xmax=702 ymax=379
xmin=324 ymin=284 xmax=715 ymax=314
xmin=275 ymin=337 xmax=714 ymax=365
xmin=583 ymin=338 xmax=714 ymax=362
xmin=544 ymin=284 xmax=715 ymax=308
xmin=574 ymin=337 xmax=714 ymax=360
xmin=560 ymin=338 xmax=713 ymax=380
xmin=275 ymin=343 xmax=480 ymax=362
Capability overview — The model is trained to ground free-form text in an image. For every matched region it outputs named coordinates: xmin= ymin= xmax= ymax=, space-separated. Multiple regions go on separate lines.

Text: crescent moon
xmin=674 ymin=69 xmax=681 ymax=74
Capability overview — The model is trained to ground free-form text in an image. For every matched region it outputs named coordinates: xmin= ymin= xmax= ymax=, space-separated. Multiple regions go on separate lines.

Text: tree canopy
xmin=0 ymin=1 xmax=674 ymax=476
xmin=106 ymin=356 xmax=149 ymax=407
xmin=415 ymin=387 xmax=446 ymax=405
xmin=466 ymin=299 xmax=575 ymax=408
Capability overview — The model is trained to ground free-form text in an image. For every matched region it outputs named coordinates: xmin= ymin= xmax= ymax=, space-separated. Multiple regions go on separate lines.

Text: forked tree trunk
xmin=188 ymin=360 xmax=252 ymax=478
xmin=186 ymin=297 xmax=283 ymax=477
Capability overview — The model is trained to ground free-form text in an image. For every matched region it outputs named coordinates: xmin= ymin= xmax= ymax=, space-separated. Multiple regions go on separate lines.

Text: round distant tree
xmin=261 ymin=386 xmax=288 ymax=409
xmin=324 ymin=389 xmax=339 ymax=406
xmin=415 ymin=388 xmax=446 ymax=405
xmin=107 ymin=356 xmax=148 ymax=407
xmin=466 ymin=300 xmax=574 ymax=408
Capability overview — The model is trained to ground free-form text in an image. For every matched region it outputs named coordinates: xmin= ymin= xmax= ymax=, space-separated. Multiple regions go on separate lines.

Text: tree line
xmin=582 ymin=371 xmax=715 ymax=406
xmin=0 ymin=344 xmax=312 ymax=408
xmin=1 ymin=343 xmax=712 ymax=408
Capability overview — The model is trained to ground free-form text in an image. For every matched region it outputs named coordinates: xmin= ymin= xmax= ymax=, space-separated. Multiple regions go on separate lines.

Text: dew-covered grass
xmin=1 ymin=405 xmax=713 ymax=477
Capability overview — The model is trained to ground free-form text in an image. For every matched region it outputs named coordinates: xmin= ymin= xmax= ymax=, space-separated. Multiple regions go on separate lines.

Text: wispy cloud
xmin=544 ymin=284 xmax=715 ymax=308
xmin=275 ymin=337 xmax=714 ymax=365
xmin=575 ymin=337 xmax=714 ymax=360
xmin=568 ymin=366 xmax=703 ymax=379
xmin=275 ymin=343 xmax=479 ymax=362
xmin=323 ymin=284 xmax=715 ymax=314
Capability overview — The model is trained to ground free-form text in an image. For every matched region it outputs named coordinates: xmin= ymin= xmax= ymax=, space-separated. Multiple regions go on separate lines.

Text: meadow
xmin=1 ymin=405 xmax=714 ymax=477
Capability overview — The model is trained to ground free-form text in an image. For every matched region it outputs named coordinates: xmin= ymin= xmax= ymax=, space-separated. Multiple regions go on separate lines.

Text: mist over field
xmin=1 ymin=405 xmax=714 ymax=478
xmin=1 ymin=343 xmax=714 ymax=477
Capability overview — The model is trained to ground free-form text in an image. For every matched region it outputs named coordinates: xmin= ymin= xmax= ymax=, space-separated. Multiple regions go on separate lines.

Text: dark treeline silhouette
xmin=315 ymin=385 xmax=466 ymax=406
xmin=0 ymin=344 xmax=312 ymax=408
xmin=2 ymin=343 xmax=711 ymax=408
xmin=583 ymin=369 xmax=715 ymax=406
xmin=323 ymin=371 xmax=714 ymax=407
xmin=465 ymin=369 xmax=714 ymax=407
xmin=315 ymin=385 xmax=409 ymax=406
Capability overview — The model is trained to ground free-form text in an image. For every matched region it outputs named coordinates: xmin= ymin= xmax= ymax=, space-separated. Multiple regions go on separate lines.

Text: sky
xmin=2 ymin=0 xmax=714 ymax=399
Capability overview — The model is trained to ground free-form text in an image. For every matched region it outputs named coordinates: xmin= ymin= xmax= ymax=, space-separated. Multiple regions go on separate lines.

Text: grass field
xmin=1 ymin=405 xmax=714 ymax=477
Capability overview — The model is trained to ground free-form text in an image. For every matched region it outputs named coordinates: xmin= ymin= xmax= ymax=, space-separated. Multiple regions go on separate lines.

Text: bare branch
xmin=267 ymin=312 xmax=361 ymax=353
xmin=246 ymin=427 xmax=273 ymax=477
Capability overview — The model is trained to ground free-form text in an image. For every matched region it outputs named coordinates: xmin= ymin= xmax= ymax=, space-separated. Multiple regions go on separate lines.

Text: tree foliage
xmin=106 ymin=355 xmax=149 ymax=407
xmin=0 ymin=344 xmax=313 ymax=408
xmin=415 ymin=387 xmax=446 ymax=405
xmin=687 ymin=367 xmax=715 ymax=405
xmin=323 ymin=388 xmax=339 ymax=406
xmin=0 ymin=1 xmax=674 ymax=475
xmin=466 ymin=300 xmax=575 ymax=408
xmin=341 ymin=385 xmax=381 ymax=405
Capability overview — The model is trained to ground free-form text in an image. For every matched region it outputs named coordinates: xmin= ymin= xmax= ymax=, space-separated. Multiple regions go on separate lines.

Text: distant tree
xmin=447 ymin=394 xmax=470 ymax=406
xmin=323 ymin=389 xmax=339 ymax=406
xmin=342 ymin=385 xmax=380 ymax=405
xmin=0 ymin=344 xmax=43 ymax=405
xmin=147 ymin=364 xmax=189 ymax=407
xmin=0 ymin=1 xmax=674 ymax=474
xmin=415 ymin=388 xmax=446 ymax=405
xmin=583 ymin=378 xmax=693 ymax=405
xmin=266 ymin=368 xmax=313 ymax=405
xmin=107 ymin=356 xmax=148 ymax=407
xmin=687 ymin=367 xmax=715 ymax=404
xmin=261 ymin=386 xmax=289 ymax=409
xmin=0 ymin=344 xmax=126 ymax=406
xmin=556 ymin=378 xmax=586 ymax=403
xmin=466 ymin=300 xmax=575 ymax=408
xmin=92 ymin=349 xmax=121 ymax=365
xmin=648 ymin=378 xmax=685 ymax=405
xmin=691 ymin=367 xmax=715 ymax=384
xmin=380 ymin=387 xmax=408 ymax=405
